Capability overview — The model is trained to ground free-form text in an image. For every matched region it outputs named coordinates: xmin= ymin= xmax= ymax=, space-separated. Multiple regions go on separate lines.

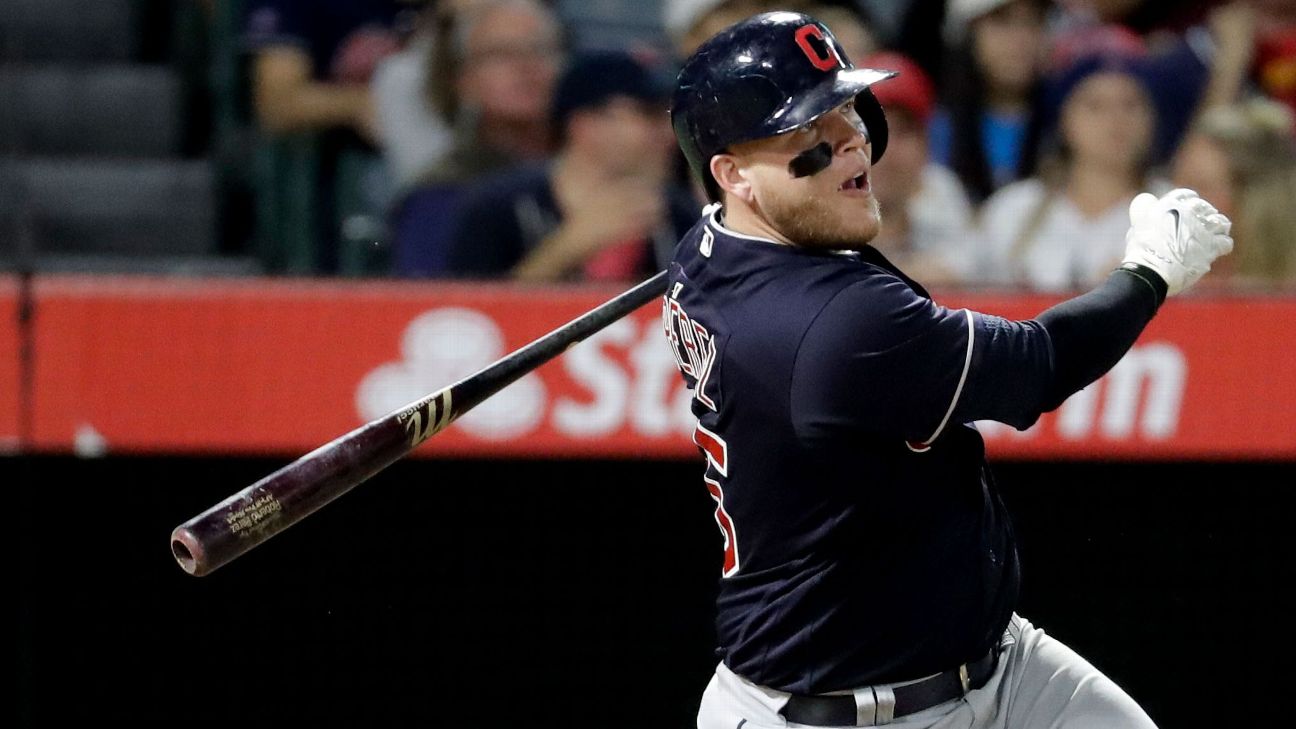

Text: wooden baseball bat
xmin=170 ymin=271 xmax=669 ymax=576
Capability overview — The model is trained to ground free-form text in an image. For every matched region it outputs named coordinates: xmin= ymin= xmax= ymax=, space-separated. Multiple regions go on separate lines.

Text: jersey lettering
xmin=663 ymin=298 xmax=718 ymax=410
xmin=794 ymin=25 xmax=842 ymax=72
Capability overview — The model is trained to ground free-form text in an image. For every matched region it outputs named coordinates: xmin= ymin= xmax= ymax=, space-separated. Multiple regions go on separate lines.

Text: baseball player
xmin=662 ymin=12 xmax=1232 ymax=729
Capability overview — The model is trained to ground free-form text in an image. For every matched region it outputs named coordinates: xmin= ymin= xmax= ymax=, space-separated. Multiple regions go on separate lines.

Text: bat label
xmin=401 ymin=390 xmax=455 ymax=448
xmin=225 ymin=493 xmax=283 ymax=536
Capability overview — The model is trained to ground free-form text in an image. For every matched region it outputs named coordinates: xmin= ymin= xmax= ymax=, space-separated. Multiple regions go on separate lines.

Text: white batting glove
xmin=1123 ymin=188 xmax=1234 ymax=296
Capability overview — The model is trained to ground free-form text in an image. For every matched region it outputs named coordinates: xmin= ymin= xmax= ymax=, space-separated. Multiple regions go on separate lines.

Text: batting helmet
xmin=671 ymin=11 xmax=897 ymax=201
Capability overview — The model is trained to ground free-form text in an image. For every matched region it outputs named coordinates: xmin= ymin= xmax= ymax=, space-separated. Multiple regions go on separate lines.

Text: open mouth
xmin=839 ymin=173 xmax=868 ymax=192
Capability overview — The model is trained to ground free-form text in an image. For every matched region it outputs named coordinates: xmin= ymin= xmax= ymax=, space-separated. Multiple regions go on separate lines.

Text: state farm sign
xmin=355 ymin=306 xmax=695 ymax=443
xmin=21 ymin=276 xmax=1296 ymax=459
xmin=357 ymin=303 xmax=1203 ymax=456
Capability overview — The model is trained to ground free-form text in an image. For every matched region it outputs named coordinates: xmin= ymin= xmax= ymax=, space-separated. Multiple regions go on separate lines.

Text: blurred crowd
xmin=232 ymin=0 xmax=1296 ymax=291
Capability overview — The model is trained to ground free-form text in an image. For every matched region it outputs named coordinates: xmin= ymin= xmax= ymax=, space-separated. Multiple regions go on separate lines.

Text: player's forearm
xmin=1033 ymin=265 xmax=1167 ymax=410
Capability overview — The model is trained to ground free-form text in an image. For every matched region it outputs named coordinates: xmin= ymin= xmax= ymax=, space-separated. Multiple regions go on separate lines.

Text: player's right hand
xmin=1122 ymin=188 xmax=1234 ymax=296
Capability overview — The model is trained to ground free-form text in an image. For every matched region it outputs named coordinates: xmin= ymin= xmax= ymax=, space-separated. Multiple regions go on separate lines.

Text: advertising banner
xmin=0 ymin=276 xmax=20 ymax=454
xmin=24 ymin=276 xmax=1296 ymax=460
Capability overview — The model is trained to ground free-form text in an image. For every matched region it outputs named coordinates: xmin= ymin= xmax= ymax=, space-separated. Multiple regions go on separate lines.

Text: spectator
xmin=423 ymin=0 xmax=562 ymax=185
xmin=372 ymin=2 xmax=460 ymax=194
xmin=1252 ymin=0 xmax=1296 ymax=111
xmin=894 ymin=0 xmax=951 ymax=80
xmin=1052 ymin=0 xmax=1217 ymax=39
xmin=1173 ymin=98 xmax=1296 ymax=289
xmin=245 ymin=0 xmax=405 ymax=142
xmin=1051 ymin=6 xmax=1218 ymax=162
xmin=387 ymin=0 xmax=562 ymax=276
xmin=1192 ymin=0 xmax=1296 ymax=119
xmin=444 ymin=52 xmax=696 ymax=282
xmin=931 ymin=0 xmax=1050 ymax=204
xmin=974 ymin=49 xmax=1169 ymax=291
xmin=862 ymin=52 xmax=976 ymax=287
xmin=244 ymin=0 xmax=410 ymax=272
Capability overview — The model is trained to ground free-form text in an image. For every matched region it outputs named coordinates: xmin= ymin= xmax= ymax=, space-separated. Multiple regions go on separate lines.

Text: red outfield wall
xmin=12 ymin=275 xmax=1296 ymax=459
xmin=0 ymin=276 xmax=20 ymax=453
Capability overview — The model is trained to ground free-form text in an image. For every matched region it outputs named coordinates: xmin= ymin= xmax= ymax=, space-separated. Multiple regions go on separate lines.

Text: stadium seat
xmin=0 ymin=65 xmax=182 ymax=157
xmin=0 ymin=0 xmax=140 ymax=63
xmin=1 ymin=158 xmax=216 ymax=257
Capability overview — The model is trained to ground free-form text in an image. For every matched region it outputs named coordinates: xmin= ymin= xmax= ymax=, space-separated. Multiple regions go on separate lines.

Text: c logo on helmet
xmin=794 ymin=24 xmax=842 ymax=72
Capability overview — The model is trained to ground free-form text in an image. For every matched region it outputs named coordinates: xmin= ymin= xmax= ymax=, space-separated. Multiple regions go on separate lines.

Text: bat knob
xmin=170 ymin=526 xmax=207 ymax=576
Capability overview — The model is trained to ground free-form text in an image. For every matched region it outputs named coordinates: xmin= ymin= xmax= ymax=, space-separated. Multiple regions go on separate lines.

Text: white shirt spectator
xmin=973 ymin=177 xmax=1171 ymax=291
xmin=372 ymin=35 xmax=453 ymax=192
xmin=907 ymin=162 xmax=978 ymax=278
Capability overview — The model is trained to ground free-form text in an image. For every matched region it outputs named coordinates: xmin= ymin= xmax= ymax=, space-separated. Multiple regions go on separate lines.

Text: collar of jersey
xmin=706 ymin=204 xmax=862 ymax=259
xmin=707 ymin=204 xmax=785 ymax=246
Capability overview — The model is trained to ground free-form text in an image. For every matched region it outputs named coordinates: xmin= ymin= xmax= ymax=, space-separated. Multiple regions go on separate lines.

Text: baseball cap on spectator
xmin=550 ymin=51 xmax=670 ymax=138
xmin=1038 ymin=45 xmax=1154 ymax=137
xmin=861 ymin=52 xmax=935 ymax=126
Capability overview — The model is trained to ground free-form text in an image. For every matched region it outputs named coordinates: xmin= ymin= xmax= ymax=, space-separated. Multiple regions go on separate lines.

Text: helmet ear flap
xmin=855 ymin=88 xmax=889 ymax=164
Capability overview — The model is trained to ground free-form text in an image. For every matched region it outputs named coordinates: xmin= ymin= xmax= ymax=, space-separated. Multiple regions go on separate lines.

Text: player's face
xmin=726 ymin=100 xmax=881 ymax=250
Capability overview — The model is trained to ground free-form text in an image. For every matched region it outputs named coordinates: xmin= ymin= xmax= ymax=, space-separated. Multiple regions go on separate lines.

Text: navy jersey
xmin=663 ymin=206 xmax=1057 ymax=694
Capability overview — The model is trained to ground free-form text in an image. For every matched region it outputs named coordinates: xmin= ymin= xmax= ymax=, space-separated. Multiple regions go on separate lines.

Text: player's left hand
xmin=1123 ymin=188 xmax=1234 ymax=296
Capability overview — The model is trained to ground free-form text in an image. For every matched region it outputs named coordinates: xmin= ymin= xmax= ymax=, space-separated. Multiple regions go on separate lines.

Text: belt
xmin=780 ymin=648 xmax=998 ymax=727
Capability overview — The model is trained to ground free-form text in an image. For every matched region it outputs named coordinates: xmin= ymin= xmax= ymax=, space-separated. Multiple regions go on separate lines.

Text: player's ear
xmin=710 ymin=153 xmax=755 ymax=203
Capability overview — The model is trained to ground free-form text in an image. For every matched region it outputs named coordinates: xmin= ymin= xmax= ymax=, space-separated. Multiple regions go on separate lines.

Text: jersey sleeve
xmin=791 ymin=276 xmax=1056 ymax=445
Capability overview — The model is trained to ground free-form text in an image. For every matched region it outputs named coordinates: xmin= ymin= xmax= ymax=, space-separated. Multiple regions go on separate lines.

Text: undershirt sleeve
xmin=951 ymin=266 xmax=1165 ymax=428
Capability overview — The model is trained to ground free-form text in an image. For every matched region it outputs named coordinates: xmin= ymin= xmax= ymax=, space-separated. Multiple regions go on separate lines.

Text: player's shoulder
xmin=800 ymin=250 xmax=958 ymax=357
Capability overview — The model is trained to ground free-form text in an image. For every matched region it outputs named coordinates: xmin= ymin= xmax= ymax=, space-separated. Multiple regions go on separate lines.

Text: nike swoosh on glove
xmin=1123 ymin=188 xmax=1234 ymax=296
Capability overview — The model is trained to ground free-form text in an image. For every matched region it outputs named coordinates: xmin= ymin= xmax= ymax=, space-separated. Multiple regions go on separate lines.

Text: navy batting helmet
xmin=671 ymin=11 xmax=897 ymax=201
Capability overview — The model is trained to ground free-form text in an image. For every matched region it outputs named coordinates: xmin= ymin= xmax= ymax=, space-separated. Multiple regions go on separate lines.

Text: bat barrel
xmin=170 ymin=418 xmax=411 ymax=576
xmin=169 ymin=271 xmax=669 ymax=576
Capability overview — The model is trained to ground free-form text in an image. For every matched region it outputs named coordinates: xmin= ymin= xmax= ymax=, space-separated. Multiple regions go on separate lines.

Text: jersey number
xmin=695 ymin=424 xmax=739 ymax=577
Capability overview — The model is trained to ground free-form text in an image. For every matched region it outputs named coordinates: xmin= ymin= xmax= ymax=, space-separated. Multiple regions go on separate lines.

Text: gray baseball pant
xmin=697 ymin=614 xmax=1157 ymax=729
